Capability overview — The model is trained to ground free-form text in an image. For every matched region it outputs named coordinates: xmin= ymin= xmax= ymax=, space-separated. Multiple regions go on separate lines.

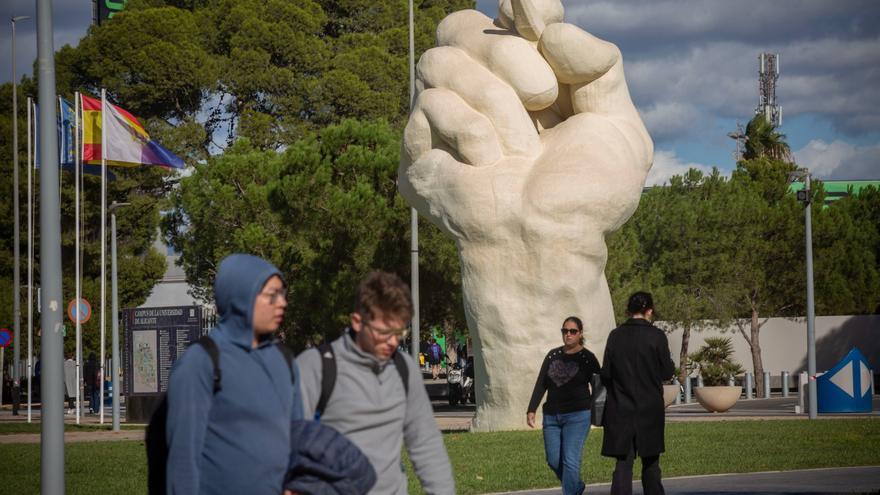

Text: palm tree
xmin=743 ymin=115 xmax=793 ymax=163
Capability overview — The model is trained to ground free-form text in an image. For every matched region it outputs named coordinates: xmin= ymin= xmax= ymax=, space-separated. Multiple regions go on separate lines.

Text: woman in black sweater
xmin=527 ymin=316 xmax=601 ymax=495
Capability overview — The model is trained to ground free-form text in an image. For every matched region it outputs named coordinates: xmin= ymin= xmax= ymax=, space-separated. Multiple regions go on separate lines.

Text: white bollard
xmin=684 ymin=376 xmax=692 ymax=404
xmin=745 ymin=372 xmax=754 ymax=399
xmin=782 ymin=371 xmax=790 ymax=398
xmin=798 ymin=371 xmax=808 ymax=413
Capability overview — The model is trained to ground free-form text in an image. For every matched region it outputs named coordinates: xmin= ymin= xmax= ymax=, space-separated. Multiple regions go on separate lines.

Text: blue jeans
xmin=543 ymin=409 xmax=591 ymax=495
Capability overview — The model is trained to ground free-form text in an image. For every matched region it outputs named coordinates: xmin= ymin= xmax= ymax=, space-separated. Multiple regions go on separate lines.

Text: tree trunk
xmin=750 ymin=308 xmax=765 ymax=397
xmin=678 ymin=322 xmax=691 ymax=384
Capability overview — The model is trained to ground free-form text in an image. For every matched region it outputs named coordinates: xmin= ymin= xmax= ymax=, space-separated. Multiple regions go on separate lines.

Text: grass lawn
xmin=413 ymin=418 xmax=880 ymax=494
xmin=1 ymin=419 xmax=877 ymax=494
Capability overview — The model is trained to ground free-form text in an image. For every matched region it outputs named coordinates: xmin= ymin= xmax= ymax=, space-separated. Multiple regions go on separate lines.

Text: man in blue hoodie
xmin=165 ymin=254 xmax=303 ymax=494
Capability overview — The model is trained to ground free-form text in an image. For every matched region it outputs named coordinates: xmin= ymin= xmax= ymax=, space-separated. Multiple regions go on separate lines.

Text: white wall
xmin=662 ymin=315 xmax=880 ymax=374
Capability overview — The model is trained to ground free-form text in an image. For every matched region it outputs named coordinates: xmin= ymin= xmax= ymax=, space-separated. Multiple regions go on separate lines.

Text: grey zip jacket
xmin=297 ymin=332 xmax=454 ymax=494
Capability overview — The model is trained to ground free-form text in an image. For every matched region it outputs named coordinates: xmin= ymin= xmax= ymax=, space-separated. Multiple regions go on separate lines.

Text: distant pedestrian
xmin=428 ymin=338 xmax=442 ymax=379
xmin=64 ymin=354 xmax=76 ymax=411
xmin=601 ymin=292 xmax=675 ymax=495
xmin=84 ymin=353 xmax=99 ymax=413
xmin=445 ymin=340 xmax=458 ymax=371
xmin=527 ymin=316 xmax=601 ymax=495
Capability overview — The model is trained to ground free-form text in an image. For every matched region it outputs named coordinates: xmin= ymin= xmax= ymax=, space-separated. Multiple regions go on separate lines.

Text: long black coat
xmin=600 ymin=318 xmax=675 ymax=457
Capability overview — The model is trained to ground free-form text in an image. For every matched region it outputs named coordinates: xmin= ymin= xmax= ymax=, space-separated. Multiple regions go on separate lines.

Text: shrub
xmin=688 ymin=337 xmax=744 ymax=386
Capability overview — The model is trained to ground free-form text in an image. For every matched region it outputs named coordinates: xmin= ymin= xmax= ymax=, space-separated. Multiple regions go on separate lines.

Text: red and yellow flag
xmin=81 ymin=94 xmax=184 ymax=169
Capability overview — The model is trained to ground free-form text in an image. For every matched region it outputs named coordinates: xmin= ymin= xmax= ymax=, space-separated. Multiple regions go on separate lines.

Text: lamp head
xmin=787 ymin=169 xmax=809 ymax=184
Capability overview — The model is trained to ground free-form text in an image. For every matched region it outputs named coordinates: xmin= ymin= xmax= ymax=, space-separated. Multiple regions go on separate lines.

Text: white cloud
xmin=565 ymin=0 xmax=879 ymax=45
xmin=794 ymin=140 xmax=880 ymax=180
xmin=639 ymin=102 xmax=701 ymax=141
xmin=645 ymin=149 xmax=718 ymax=186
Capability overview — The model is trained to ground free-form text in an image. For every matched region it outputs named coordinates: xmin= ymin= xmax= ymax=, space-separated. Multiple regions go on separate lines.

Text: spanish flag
xmin=81 ymin=94 xmax=184 ymax=169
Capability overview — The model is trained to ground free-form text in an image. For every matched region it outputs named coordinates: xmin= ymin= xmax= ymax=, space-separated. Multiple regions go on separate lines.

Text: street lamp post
xmin=35 ymin=0 xmax=66 ymax=488
xmin=408 ymin=0 xmax=420 ymax=363
xmin=10 ymin=14 xmax=32 ymax=417
xmin=790 ymin=169 xmax=817 ymax=419
xmin=109 ymin=201 xmax=129 ymax=431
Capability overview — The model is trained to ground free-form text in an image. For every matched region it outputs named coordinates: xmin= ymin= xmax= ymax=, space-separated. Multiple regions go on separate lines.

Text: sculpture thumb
xmin=539 ymin=23 xmax=645 ymax=123
xmin=538 ymin=23 xmax=620 ymax=86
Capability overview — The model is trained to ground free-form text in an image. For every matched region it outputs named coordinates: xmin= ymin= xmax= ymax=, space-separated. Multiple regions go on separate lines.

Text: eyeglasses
xmin=560 ymin=328 xmax=580 ymax=336
xmin=364 ymin=321 xmax=410 ymax=340
xmin=260 ymin=289 xmax=287 ymax=305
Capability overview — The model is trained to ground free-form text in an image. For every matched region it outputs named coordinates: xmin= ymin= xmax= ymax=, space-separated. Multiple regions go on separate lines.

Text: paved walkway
xmin=0 ymin=429 xmax=144 ymax=444
xmin=491 ymin=466 xmax=880 ymax=494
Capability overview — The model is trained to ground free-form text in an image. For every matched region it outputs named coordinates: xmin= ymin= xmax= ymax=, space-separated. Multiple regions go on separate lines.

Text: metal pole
xmin=745 ymin=372 xmax=753 ymax=399
xmin=672 ymin=378 xmax=680 ymax=405
xmin=73 ymin=92 xmax=82 ymax=424
xmin=763 ymin=372 xmax=771 ymax=398
xmin=782 ymin=371 xmax=790 ymax=398
xmin=0 ymin=348 xmax=4 ymax=408
xmin=805 ymin=172 xmax=817 ymax=419
xmin=75 ymin=92 xmax=82 ymax=423
xmin=110 ymin=202 xmax=128 ymax=431
xmin=100 ymin=88 xmax=107 ymax=424
xmin=27 ymin=97 xmax=33 ymax=423
xmin=408 ymin=0 xmax=420 ymax=363
xmin=683 ymin=375 xmax=692 ymax=403
xmin=11 ymin=15 xmax=31 ymax=417
xmin=111 ymin=210 xmax=119 ymax=430
xmin=799 ymin=371 xmax=808 ymax=413
xmin=36 ymin=0 xmax=66 ymax=488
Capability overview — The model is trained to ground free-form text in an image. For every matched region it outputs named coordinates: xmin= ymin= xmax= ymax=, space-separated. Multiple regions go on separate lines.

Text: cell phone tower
xmin=756 ymin=53 xmax=782 ymax=127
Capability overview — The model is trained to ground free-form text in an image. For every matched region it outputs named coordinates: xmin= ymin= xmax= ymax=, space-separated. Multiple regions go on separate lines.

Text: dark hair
xmin=563 ymin=316 xmax=583 ymax=331
xmin=354 ymin=271 xmax=414 ymax=323
xmin=626 ymin=291 xmax=654 ymax=316
xmin=562 ymin=316 xmax=585 ymax=345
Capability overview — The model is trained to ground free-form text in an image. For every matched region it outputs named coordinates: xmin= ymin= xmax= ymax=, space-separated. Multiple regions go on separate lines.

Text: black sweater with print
xmin=527 ymin=346 xmax=601 ymax=415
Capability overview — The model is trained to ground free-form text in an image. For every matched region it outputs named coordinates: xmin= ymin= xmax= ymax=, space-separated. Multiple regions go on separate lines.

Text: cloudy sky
xmin=3 ymin=0 xmax=878 ymax=184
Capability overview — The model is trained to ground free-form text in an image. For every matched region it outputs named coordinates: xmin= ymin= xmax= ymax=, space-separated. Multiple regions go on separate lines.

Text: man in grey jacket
xmin=297 ymin=271 xmax=454 ymax=494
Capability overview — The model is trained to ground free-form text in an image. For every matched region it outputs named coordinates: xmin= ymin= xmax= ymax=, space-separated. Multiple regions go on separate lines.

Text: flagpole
xmin=58 ymin=96 xmax=62 ymax=196
xmin=99 ymin=88 xmax=107 ymax=425
xmin=75 ymin=92 xmax=82 ymax=423
xmin=26 ymin=97 xmax=33 ymax=423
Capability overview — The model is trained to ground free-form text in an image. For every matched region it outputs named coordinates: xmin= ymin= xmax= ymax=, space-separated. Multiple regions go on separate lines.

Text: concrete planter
xmin=663 ymin=384 xmax=679 ymax=408
xmin=694 ymin=385 xmax=741 ymax=412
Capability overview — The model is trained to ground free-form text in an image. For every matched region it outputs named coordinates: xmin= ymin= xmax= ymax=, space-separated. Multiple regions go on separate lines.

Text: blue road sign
xmin=68 ymin=298 xmax=92 ymax=324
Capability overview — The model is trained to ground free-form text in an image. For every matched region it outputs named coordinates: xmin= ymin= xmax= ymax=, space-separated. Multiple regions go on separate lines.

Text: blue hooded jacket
xmin=165 ymin=254 xmax=303 ymax=494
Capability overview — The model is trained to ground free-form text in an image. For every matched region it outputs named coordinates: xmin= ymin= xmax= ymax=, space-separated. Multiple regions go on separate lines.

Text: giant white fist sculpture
xmin=399 ymin=0 xmax=653 ymax=430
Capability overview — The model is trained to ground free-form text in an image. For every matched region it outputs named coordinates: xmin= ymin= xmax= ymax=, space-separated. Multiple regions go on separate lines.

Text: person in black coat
xmin=600 ymin=292 xmax=675 ymax=495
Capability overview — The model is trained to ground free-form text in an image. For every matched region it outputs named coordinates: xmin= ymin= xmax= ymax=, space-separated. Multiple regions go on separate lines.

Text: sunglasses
xmin=560 ymin=328 xmax=580 ymax=336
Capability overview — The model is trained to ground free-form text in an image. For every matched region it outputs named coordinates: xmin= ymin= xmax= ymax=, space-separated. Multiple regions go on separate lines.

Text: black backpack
xmin=146 ymin=336 xmax=295 ymax=495
xmin=313 ymin=342 xmax=409 ymax=421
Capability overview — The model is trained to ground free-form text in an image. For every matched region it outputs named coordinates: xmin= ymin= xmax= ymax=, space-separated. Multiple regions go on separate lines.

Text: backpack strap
xmin=313 ymin=342 xmax=410 ymax=422
xmin=392 ymin=351 xmax=409 ymax=396
xmin=314 ymin=343 xmax=336 ymax=421
xmin=194 ymin=336 xmax=221 ymax=394
xmin=276 ymin=341 xmax=296 ymax=385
